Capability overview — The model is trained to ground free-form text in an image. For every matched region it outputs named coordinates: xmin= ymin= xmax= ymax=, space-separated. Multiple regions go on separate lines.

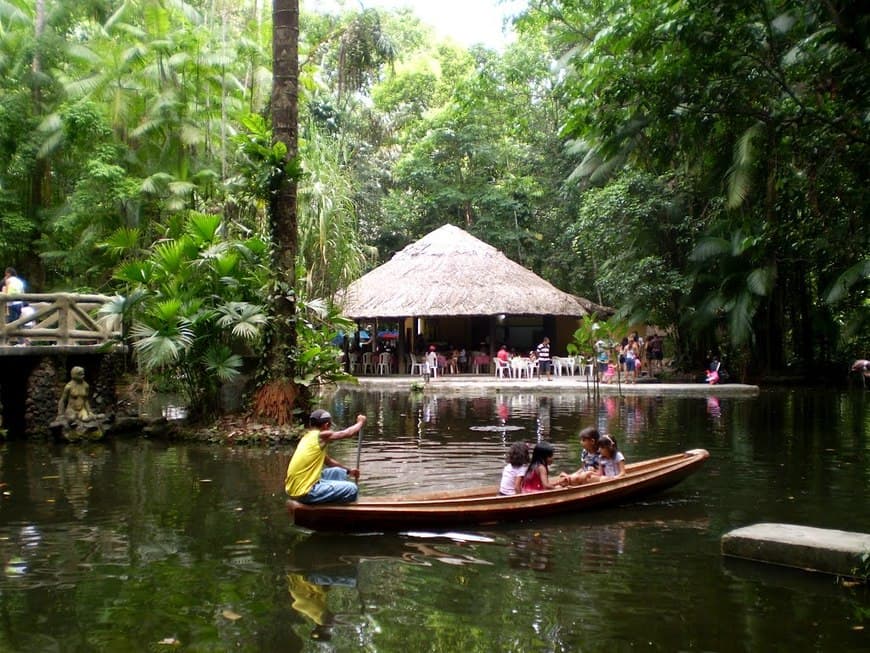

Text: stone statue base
xmin=50 ymin=415 xmax=112 ymax=443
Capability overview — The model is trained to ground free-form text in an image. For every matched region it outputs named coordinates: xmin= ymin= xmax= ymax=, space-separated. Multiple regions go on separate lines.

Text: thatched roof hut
xmin=337 ymin=224 xmax=591 ymax=318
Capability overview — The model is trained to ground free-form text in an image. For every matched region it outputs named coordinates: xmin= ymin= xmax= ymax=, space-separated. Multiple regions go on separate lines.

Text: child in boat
xmin=520 ymin=441 xmax=566 ymax=492
xmin=597 ymin=435 xmax=626 ymax=479
xmin=562 ymin=426 xmax=601 ymax=486
xmin=498 ymin=441 xmax=530 ymax=496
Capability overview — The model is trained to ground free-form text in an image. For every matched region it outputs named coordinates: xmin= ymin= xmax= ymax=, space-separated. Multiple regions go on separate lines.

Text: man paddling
xmin=285 ymin=410 xmax=366 ymax=504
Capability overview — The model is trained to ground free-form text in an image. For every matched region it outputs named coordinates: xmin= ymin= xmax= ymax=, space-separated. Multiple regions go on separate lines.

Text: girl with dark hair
xmin=520 ymin=441 xmax=565 ymax=493
xmin=563 ymin=426 xmax=601 ymax=486
xmin=498 ymin=441 xmax=529 ymax=496
xmin=598 ymin=435 xmax=626 ymax=479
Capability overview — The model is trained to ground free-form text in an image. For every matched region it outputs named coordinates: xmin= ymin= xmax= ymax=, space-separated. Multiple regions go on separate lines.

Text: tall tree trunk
xmin=252 ymin=0 xmax=300 ymax=425
xmin=28 ymin=0 xmax=47 ymax=289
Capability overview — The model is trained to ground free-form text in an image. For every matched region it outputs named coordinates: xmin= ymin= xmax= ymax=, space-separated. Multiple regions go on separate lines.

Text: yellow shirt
xmin=287 ymin=574 xmax=329 ymax=625
xmin=284 ymin=428 xmax=327 ymax=497
xmin=4 ymin=275 xmax=24 ymax=295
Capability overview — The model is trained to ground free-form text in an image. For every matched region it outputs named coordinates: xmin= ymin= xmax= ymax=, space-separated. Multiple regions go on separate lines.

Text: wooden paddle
xmin=353 ymin=425 xmax=363 ymax=483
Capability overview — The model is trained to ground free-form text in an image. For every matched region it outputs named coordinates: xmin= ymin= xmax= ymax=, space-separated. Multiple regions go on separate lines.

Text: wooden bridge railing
xmin=0 ymin=293 xmax=123 ymax=350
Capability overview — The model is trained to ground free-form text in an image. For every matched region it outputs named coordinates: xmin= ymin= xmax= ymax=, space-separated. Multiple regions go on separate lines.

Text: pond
xmin=0 ymin=387 xmax=868 ymax=651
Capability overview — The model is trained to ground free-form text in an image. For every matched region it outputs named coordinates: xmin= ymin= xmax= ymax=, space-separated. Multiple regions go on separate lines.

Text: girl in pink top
xmin=520 ymin=442 xmax=565 ymax=492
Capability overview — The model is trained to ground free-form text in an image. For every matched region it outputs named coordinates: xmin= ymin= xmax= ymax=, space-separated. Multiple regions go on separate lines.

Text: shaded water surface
xmin=0 ymin=388 xmax=868 ymax=651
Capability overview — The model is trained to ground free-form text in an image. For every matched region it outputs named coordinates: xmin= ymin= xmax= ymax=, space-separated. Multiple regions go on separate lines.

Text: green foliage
xmin=0 ymin=204 xmax=34 ymax=266
xmin=297 ymin=125 xmax=373 ymax=299
xmin=851 ymin=550 xmax=870 ymax=584
xmin=566 ymin=315 xmax=602 ymax=358
xmin=570 ymin=171 xmax=696 ymax=330
xmin=105 ymin=210 xmax=269 ymax=419
xmin=525 ymin=0 xmax=870 ymax=374
xmin=293 ymin=291 xmax=355 ymax=390
xmin=0 ymin=0 xmax=865 ymax=381
xmin=689 ymin=229 xmax=776 ymax=349
xmin=103 ymin=207 xmax=355 ymax=421
xmin=230 ymin=113 xmax=297 ymax=206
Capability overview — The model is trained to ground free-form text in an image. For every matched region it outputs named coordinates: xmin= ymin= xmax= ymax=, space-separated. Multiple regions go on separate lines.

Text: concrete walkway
xmin=722 ymin=523 xmax=870 ymax=578
xmin=346 ymin=373 xmax=760 ymax=397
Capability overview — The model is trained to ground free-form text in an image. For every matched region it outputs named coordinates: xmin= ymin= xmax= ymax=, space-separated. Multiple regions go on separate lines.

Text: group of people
xmin=495 ymin=336 xmax=555 ymax=380
xmin=595 ymin=331 xmax=665 ymax=383
xmin=424 ymin=345 xmax=468 ymax=375
xmin=283 ymin=410 xmax=627 ymax=506
xmin=498 ymin=427 xmax=625 ymax=495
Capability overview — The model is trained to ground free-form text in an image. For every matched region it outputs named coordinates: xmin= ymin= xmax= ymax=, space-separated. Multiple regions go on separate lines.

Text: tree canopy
xmin=0 ymin=0 xmax=866 ymax=387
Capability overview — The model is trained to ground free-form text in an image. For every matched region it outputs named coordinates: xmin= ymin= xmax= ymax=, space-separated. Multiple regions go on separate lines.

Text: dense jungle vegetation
xmin=0 ymin=0 xmax=867 ymax=415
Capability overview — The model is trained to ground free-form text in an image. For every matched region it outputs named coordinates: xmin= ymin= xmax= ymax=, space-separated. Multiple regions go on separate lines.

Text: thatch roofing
xmin=336 ymin=224 xmax=593 ymax=319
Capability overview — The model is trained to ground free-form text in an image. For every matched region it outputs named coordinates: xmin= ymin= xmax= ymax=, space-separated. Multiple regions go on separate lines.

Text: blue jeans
xmin=298 ymin=467 xmax=358 ymax=504
xmin=7 ymin=302 xmax=22 ymax=323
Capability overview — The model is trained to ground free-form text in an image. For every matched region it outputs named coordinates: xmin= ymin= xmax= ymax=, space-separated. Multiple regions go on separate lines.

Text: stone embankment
xmin=722 ymin=522 xmax=870 ymax=579
xmin=349 ymin=374 xmax=761 ymax=397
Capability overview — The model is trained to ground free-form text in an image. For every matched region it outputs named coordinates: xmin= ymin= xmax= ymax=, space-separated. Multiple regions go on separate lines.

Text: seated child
xmin=706 ymin=358 xmax=721 ymax=384
xmin=520 ymin=441 xmax=566 ymax=492
xmin=425 ymin=346 xmax=438 ymax=376
xmin=498 ymin=441 xmax=529 ymax=496
xmin=602 ymin=363 xmax=616 ymax=384
xmin=597 ymin=435 xmax=626 ymax=479
xmin=562 ymin=426 xmax=600 ymax=486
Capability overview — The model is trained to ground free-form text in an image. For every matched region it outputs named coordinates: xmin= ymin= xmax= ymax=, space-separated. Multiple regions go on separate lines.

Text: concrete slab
xmin=344 ymin=374 xmax=760 ymax=397
xmin=721 ymin=522 xmax=870 ymax=578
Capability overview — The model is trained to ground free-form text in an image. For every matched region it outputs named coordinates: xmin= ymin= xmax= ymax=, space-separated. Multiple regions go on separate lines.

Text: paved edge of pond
xmin=342 ymin=375 xmax=761 ymax=397
xmin=721 ymin=523 xmax=870 ymax=579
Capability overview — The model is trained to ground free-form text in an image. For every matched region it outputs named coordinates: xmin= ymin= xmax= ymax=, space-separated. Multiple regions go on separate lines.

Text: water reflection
xmin=325 ymin=389 xmax=733 ymax=497
xmin=507 ymin=530 xmax=554 ymax=571
xmin=285 ymin=531 xmax=496 ymax=641
xmin=0 ymin=389 xmax=867 ymax=652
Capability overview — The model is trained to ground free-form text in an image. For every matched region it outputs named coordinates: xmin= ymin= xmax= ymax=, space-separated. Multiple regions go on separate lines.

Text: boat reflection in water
xmin=286 ymin=505 xmax=710 ymax=639
xmin=286 ymin=530 xmax=494 ymax=641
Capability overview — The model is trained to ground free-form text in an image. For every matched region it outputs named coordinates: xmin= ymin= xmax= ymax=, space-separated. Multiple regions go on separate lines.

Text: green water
xmin=0 ymin=388 xmax=867 ymax=651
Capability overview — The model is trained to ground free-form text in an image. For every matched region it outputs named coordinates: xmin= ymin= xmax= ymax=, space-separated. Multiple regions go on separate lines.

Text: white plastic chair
xmin=494 ymin=358 xmax=510 ymax=378
xmin=408 ymin=353 xmax=425 ymax=375
xmin=511 ymin=357 xmax=531 ymax=379
xmin=377 ymin=352 xmax=392 ymax=375
xmin=361 ymin=352 xmax=374 ymax=374
xmin=553 ymin=356 xmax=574 ymax=376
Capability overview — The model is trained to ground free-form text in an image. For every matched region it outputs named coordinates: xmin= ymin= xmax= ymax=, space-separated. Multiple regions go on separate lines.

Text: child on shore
xmin=597 ymin=435 xmax=626 ymax=479
xmin=498 ymin=441 xmax=530 ymax=496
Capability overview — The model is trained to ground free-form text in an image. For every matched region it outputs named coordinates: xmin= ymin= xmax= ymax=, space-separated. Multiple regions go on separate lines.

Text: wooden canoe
xmin=289 ymin=448 xmax=710 ymax=532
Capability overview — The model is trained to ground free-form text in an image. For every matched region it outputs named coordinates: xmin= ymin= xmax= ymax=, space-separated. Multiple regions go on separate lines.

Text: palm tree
xmin=102 ymin=211 xmax=269 ymax=419
xmin=297 ymin=125 xmax=371 ymax=300
xmin=252 ymin=0 xmax=300 ymax=425
xmin=688 ymin=230 xmax=776 ymax=376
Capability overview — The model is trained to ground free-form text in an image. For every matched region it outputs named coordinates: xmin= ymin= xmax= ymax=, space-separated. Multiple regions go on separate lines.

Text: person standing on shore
xmin=536 ymin=336 xmax=553 ymax=381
